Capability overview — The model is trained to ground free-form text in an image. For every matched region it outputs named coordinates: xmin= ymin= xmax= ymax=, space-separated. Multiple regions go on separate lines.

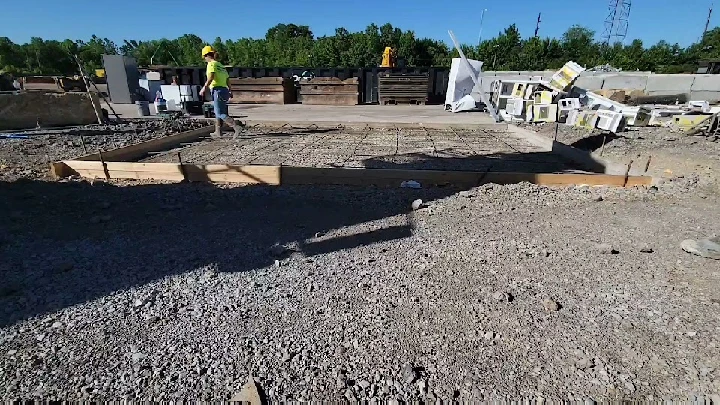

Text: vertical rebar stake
xmin=98 ymin=150 xmax=110 ymax=180
xmin=178 ymin=152 xmax=187 ymax=182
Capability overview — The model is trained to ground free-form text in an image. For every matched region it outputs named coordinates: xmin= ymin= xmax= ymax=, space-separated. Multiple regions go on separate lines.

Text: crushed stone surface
xmin=0 ymin=119 xmax=208 ymax=181
xmin=518 ymin=122 xmax=720 ymax=187
xmin=1 ymin=120 xmax=719 ymax=401
xmin=1 ymin=175 xmax=719 ymax=401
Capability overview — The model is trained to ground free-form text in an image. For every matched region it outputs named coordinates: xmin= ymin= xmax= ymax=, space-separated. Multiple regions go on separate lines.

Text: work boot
xmin=227 ymin=118 xmax=243 ymax=138
xmin=213 ymin=119 xmax=223 ymax=137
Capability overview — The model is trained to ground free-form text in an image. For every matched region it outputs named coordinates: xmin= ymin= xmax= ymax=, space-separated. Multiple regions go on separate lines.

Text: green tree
xmin=0 ymin=22 xmax=718 ymax=74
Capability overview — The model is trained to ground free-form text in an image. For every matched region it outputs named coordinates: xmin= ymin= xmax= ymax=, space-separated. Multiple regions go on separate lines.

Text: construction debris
xmin=484 ymin=60 xmax=719 ymax=136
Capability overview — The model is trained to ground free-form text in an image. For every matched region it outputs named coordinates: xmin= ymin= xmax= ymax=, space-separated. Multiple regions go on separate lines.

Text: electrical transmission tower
xmin=602 ymin=0 xmax=631 ymax=44
xmin=702 ymin=5 xmax=713 ymax=42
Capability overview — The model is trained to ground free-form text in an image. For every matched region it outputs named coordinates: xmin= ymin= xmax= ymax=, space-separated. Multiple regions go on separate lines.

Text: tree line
xmin=1 ymin=23 xmax=719 ymax=76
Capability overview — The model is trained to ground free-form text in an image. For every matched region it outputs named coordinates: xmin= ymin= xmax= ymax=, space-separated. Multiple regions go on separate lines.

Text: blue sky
xmin=4 ymin=0 xmax=714 ymax=47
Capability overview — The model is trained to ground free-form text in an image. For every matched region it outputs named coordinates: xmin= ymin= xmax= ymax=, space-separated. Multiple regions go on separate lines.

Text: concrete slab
xmin=691 ymin=75 xmax=720 ymax=92
xmin=1 ymin=92 xmax=102 ymax=130
xmin=575 ymin=76 xmax=605 ymax=91
xmin=645 ymin=74 xmax=694 ymax=94
xmin=140 ymin=126 xmax=574 ymax=174
xmin=689 ymin=91 xmax=720 ymax=102
xmin=601 ymin=75 xmax=649 ymax=90
xmin=110 ymin=103 xmax=502 ymax=128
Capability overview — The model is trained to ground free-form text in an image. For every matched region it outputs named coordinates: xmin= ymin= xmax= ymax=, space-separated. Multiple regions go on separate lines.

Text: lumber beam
xmin=51 ymin=161 xmax=652 ymax=188
xmin=52 ymin=161 xmax=280 ymax=184
xmin=76 ymin=125 xmax=213 ymax=162
xmin=281 ymin=167 xmax=651 ymax=187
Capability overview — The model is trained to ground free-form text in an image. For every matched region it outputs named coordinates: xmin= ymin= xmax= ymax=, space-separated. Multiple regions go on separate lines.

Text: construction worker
xmin=199 ymin=45 xmax=242 ymax=137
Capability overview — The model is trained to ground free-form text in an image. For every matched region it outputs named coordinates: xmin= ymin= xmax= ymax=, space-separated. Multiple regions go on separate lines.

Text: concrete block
xmin=574 ymin=111 xmax=599 ymax=130
xmin=505 ymin=98 xmax=531 ymax=117
xmin=645 ymin=74 xmax=694 ymax=94
xmin=690 ymin=74 xmax=720 ymax=92
xmin=689 ymin=91 xmax=720 ymax=103
xmin=0 ymin=92 xmax=101 ymax=130
xmin=559 ymin=98 xmax=581 ymax=110
xmin=565 ymin=109 xmax=581 ymax=125
xmin=533 ymin=91 xmax=554 ymax=104
xmin=689 ymin=100 xmax=710 ymax=112
xmin=548 ymin=61 xmax=585 ymax=92
xmin=595 ymin=110 xmax=626 ymax=133
xmin=532 ymin=104 xmax=557 ymax=122
xmin=601 ymin=75 xmax=648 ymax=90
xmin=672 ymin=114 xmax=712 ymax=131
xmin=622 ymin=107 xmax=651 ymax=127
xmin=575 ymin=76 xmax=605 ymax=90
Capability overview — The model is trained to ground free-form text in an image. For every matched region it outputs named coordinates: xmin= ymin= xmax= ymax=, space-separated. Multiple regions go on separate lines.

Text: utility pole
xmin=534 ymin=13 xmax=542 ymax=37
xmin=703 ymin=4 xmax=713 ymax=43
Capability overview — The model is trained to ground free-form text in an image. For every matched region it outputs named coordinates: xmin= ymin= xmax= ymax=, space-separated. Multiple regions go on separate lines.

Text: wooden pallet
xmin=378 ymin=73 xmax=429 ymax=106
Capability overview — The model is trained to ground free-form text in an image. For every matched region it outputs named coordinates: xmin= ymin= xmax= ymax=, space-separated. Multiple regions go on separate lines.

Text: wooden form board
xmin=51 ymin=161 xmax=652 ymax=188
xmin=51 ymin=161 xmax=281 ymax=184
xmin=78 ymin=126 xmax=213 ymax=162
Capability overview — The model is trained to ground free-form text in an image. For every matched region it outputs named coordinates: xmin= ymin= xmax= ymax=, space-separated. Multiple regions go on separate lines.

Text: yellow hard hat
xmin=201 ymin=45 xmax=215 ymax=57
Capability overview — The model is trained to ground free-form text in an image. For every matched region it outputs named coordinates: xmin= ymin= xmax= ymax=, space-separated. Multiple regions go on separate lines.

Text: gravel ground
xmin=0 ymin=174 xmax=719 ymax=401
xmin=518 ymin=122 xmax=720 ymax=187
xmin=0 ymin=119 xmax=208 ymax=181
xmin=1 ymin=120 xmax=719 ymax=401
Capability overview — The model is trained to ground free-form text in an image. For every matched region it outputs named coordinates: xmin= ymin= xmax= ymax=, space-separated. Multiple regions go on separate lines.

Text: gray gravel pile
xmin=0 ymin=119 xmax=208 ymax=181
xmin=1 ymin=176 xmax=719 ymax=401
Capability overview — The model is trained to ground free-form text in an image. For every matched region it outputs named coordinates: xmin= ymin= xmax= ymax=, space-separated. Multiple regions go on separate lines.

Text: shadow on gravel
xmin=0 ymin=178 xmax=451 ymax=327
xmin=0 ymin=149 xmax=590 ymax=327
xmin=569 ymin=132 xmax=624 ymax=152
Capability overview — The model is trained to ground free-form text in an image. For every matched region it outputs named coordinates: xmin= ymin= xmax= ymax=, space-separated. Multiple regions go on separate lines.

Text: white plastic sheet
xmin=445 ymin=58 xmax=484 ymax=112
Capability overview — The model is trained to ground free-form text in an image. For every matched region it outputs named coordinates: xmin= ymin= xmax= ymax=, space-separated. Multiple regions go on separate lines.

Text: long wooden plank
xmin=77 ymin=126 xmax=213 ymax=162
xmin=52 ymin=161 xmax=652 ymax=188
xmin=54 ymin=161 xmax=280 ymax=184
xmin=281 ymin=167 xmax=651 ymax=187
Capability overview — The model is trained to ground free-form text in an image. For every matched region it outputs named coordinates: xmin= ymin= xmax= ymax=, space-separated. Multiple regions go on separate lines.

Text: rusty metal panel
xmin=299 ymin=77 xmax=359 ymax=105
xmin=378 ymin=73 xmax=429 ymax=105
xmin=228 ymin=77 xmax=296 ymax=104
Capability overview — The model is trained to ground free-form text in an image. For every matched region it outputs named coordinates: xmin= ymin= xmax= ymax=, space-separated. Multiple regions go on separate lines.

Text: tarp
xmin=445 ymin=57 xmax=485 ymax=112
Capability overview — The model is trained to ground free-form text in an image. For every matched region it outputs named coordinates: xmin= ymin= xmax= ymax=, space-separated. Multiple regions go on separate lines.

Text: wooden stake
xmin=600 ymin=134 xmax=607 ymax=156
xmin=80 ymin=135 xmax=87 ymax=154
xmin=71 ymin=56 xmax=103 ymax=125
xmin=72 ymin=54 xmax=121 ymax=121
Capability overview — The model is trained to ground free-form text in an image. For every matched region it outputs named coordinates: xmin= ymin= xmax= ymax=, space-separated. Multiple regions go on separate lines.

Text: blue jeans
xmin=212 ymin=87 xmax=230 ymax=121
